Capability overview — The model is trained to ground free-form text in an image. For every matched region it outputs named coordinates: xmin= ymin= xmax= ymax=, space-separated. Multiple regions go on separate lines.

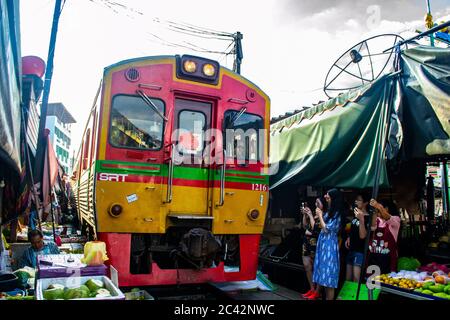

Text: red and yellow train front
xmin=94 ymin=55 xmax=270 ymax=286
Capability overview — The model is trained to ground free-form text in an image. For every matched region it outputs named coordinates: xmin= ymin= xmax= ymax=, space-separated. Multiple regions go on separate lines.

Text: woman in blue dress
xmin=313 ymin=188 xmax=343 ymax=300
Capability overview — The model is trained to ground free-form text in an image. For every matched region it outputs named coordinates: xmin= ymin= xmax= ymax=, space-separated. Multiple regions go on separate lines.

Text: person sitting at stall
xmin=19 ymin=229 xmax=60 ymax=268
xmin=345 ymin=192 xmax=371 ymax=282
xmin=367 ymin=199 xmax=401 ymax=274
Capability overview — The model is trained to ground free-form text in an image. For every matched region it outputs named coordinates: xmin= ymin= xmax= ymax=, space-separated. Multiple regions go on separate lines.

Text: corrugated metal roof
xmin=47 ymin=102 xmax=76 ymax=124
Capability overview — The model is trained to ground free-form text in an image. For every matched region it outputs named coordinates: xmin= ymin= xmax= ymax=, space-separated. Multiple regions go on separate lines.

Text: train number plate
xmin=251 ymin=184 xmax=268 ymax=191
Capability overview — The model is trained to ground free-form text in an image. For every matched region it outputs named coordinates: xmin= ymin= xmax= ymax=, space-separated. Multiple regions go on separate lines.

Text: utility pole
xmin=34 ymin=0 xmax=63 ymax=180
xmin=425 ymin=0 xmax=435 ymax=46
xmin=233 ymin=32 xmax=243 ymax=74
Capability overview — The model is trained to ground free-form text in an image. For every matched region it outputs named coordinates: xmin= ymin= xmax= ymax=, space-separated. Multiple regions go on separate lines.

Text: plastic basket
xmin=337 ymin=281 xmax=381 ymax=300
xmin=36 ymin=275 xmax=125 ymax=300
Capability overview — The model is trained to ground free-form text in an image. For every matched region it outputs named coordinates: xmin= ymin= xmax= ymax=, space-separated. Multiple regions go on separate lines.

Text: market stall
xmin=0 ymin=237 xmax=126 ymax=300
xmin=375 ymin=261 xmax=450 ymax=300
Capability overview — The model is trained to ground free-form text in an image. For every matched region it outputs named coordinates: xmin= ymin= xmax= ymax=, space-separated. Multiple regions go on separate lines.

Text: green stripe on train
xmin=95 ymin=160 xmax=269 ymax=184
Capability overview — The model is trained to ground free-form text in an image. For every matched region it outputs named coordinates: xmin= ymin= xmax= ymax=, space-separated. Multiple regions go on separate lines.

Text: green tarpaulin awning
xmin=270 ymin=46 xmax=450 ymax=190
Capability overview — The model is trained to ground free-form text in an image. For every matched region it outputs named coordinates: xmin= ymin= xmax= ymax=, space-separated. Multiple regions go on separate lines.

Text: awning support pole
xmin=355 ymin=71 xmax=399 ymax=300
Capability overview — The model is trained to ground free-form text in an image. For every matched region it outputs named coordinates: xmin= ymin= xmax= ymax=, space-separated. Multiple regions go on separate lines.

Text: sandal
xmin=301 ymin=289 xmax=314 ymax=298
xmin=307 ymin=291 xmax=321 ymax=300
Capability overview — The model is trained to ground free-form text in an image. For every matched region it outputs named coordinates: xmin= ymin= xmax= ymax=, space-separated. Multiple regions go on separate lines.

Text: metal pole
xmin=233 ymin=32 xmax=243 ymax=74
xmin=0 ymin=180 xmax=5 ymax=253
xmin=34 ymin=0 xmax=63 ymax=179
xmin=442 ymin=162 xmax=449 ymax=220
xmin=45 ymin=134 xmax=57 ymax=242
xmin=383 ymin=20 xmax=450 ymax=52
xmin=426 ymin=0 xmax=435 ymax=46
xmin=355 ymin=72 xmax=398 ymax=300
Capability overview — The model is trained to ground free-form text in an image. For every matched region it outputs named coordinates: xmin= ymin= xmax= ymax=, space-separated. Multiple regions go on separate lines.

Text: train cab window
xmin=177 ymin=110 xmax=206 ymax=155
xmin=109 ymin=95 xmax=164 ymax=150
xmin=223 ymin=110 xmax=263 ymax=162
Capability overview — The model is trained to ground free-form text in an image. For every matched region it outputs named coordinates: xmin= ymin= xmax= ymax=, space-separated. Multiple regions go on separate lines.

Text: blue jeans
xmin=346 ymin=251 xmax=364 ymax=267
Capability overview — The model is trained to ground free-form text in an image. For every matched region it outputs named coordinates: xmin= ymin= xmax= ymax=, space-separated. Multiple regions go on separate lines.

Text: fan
xmin=323 ymin=34 xmax=405 ymax=98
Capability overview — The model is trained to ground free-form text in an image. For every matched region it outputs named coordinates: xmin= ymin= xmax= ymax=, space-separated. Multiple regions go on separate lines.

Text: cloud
xmin=277 ymin=0 xmax=450 ymax=32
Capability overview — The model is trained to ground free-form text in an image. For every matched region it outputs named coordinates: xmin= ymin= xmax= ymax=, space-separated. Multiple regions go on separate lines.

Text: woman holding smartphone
xmin=300 ymin=197 xmax=327 ymax=300
xmin=312 ymin=188 xmax=344 ymax=300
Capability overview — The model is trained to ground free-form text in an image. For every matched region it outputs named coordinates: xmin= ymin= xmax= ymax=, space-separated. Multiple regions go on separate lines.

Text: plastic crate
xmin=337 ymin=281 xmax=381 ymax=300
xmin=36 ymin=275 xmax=125 ymax=300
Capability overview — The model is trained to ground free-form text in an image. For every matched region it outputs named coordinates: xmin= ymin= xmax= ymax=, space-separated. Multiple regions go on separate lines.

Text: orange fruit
xmin=435 ymin=275 xmax=446 ymax=284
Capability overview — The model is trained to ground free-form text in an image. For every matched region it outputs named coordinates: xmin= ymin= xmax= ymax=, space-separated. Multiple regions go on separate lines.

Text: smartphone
xmin=352 ymin=204 xmax=357 ymax=216
xmin=302 ymin=202 xmax=308 ymax=209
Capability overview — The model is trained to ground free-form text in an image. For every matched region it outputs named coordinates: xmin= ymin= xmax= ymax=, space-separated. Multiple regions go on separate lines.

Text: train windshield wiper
xmin=228 ymin=106 xmax=247 ymax=128
xmin=136 ymin=89 xmax=168 ymax=122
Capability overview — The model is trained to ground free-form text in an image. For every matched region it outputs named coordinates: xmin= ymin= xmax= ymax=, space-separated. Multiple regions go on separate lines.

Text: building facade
xmin=45 ymin=103 xmax=76 ymax=174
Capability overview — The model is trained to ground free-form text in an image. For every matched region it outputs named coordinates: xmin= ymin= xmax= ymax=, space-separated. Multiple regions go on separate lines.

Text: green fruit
xmin=414 ymin=288 xmax=423 ymax=293
xmin=63 ymin=286 xmax=91 ymax=300
xmin=85 ymin=279 xmax=104 ymax=292
xmin=429 ymin=284 xmax=445 ymax=293
xmin=43 ymin=287 xmax=64 ymax=300
xmin=422 ymin=281 xmax=434 ymax=290
xmin=47 ymin=284 xmax=65 ymax=290
xmin=80 ymin=285 xmax=90 ymax=296
xmin=444 ymin=285 xmax=450 ymax=294
xmin=433 ymin=292 xmax=449 ymax=299
xmin=95 ymin=288 xmax=112 ymax=298
xmin=422 ymin=289 xmax=434 ymax=295
xmin=131 ymin=288 xmax=141 ymax=293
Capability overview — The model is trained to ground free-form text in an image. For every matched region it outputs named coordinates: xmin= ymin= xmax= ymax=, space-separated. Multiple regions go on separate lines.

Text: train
xmin=72 ymin=54 xmax=270 ymax=286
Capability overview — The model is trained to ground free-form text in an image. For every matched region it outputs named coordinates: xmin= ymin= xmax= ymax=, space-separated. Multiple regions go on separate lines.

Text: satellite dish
xmin=323 ymin=34 xmax=405 ymax=98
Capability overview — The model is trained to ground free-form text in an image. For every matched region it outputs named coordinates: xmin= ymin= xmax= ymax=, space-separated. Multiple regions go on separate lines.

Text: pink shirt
xmin=377 ymin=216 xmax=401 ymax=242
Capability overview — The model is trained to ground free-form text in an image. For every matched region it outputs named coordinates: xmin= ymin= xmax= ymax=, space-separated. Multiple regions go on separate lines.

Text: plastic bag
xmin=80 ymin=241 xmax=109 ymax=266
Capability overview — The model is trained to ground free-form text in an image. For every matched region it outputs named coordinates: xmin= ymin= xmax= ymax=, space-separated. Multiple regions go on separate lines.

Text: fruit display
xmin=375 ymin=274 xmax=420 ymax=290
xmin=376 ymin=269 xmax=450 ymax=300
xmin=418 ymin=262 xmax=450 ymax=274
xmin=415 ymin=282 xmax=450 ymax=299
xmin=42 ymin=279 xmax=112 ymax=300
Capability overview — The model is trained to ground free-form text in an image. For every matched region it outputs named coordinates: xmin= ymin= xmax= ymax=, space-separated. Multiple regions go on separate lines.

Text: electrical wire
xmin=146 ymin=32 xmax=230 ymax=54
xmin=60 ymin=0 xmax=67 ymax=14
xmin=86 ymin=0 xmax=238 ymax=67
xmin=160 ymin=18 xmax=234 ymax=38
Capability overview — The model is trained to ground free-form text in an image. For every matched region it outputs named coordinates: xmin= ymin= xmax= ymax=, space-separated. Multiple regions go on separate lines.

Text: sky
xmin=19 ymin=0 xmax=450 ymax=156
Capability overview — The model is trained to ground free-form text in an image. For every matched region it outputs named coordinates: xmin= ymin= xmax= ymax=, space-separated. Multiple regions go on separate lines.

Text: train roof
xmin=103 ymin=55 xmax=270 ymax=101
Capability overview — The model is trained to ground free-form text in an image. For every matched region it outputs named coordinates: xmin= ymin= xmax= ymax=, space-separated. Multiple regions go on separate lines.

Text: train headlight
xmin=202 ymin=63 xmax=216 ymax=77
xmin=109 ymin=203 xmax=123 ymax=218
xmin=176 ymin=55 xmax=220 ymax=85
xmin=248 ymin=209 xmax=260 ymax=221
xmin=183 ymin=60 xmax=197 ymax=73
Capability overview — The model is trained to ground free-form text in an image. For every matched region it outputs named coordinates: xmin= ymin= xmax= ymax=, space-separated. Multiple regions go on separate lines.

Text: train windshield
xmin=223 ymin=110 xmax=263 ymax=162
xmin=109 ymin=95 xmax=165 ymax=150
